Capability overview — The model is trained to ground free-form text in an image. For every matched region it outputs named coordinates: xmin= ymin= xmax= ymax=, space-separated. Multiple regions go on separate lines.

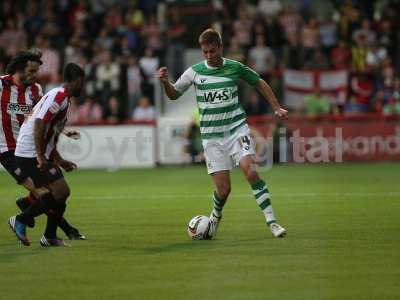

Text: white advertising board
xmin=58 ymin=125 xmax=156 ymax=169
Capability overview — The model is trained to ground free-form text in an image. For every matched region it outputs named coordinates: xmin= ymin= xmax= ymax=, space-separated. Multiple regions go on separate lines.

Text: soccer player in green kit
xmin=157 ymin=28 xmax=288 ymax=238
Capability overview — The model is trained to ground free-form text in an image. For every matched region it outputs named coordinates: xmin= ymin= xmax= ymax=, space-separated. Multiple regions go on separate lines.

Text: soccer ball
xmin=187 ymin=215 xmax=211 ymax=240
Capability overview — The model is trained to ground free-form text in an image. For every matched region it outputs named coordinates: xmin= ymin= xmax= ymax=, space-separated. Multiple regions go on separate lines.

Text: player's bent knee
xmin=51 ymin=185 xmax=70 ymax=202
xmin=243 ymin=167 xmax=260 ymax=184
xmin=35 ymin=187 xmax=50 ymax=198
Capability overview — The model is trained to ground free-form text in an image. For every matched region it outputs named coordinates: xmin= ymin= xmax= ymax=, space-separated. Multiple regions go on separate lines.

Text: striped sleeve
xmin=37 ymin=91 xmax=67 ymax=122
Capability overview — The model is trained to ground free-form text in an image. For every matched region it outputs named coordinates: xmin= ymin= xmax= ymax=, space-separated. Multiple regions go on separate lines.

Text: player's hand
xmin=274 ymin=108 xmax=289 ymax=119
xmin=156 ymin=67 xmax=169 ymax=83
xmin=58 ymin=159 xmax=77 ymax=172
xmin=64 ymin=130 xmax=81 ymax=140
xmin=37 ymin=155 xmax=49 ymax=171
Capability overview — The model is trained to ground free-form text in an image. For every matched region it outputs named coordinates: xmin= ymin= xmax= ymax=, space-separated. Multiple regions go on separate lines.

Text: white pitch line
xmin=76 ymin=192 xmax=400 ymax=200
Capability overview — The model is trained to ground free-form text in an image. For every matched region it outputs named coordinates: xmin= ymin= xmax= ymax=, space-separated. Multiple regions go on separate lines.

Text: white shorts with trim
xmin=203 ymin=124 xmax=256 ymax=174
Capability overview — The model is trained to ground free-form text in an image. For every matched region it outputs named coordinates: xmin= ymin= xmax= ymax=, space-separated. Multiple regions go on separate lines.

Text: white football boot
xmin=269 ymin=222 xmax=287 ymax=238
xmin=208 ymin=213 xmax=222 ymax=239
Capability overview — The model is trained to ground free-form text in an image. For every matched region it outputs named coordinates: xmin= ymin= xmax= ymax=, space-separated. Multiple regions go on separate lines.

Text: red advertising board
xmin=248 ymin=115 xmax=400 ymax=162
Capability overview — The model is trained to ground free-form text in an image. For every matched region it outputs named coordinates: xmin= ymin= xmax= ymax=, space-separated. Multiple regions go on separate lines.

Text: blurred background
xmin=0 ymin=0 xmax=399 ymax=167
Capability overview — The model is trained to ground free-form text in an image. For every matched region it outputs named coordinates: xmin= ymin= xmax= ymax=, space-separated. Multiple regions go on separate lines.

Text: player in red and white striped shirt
xmin=0 ymin=52 xmax=50 ymax=201
xmin=1 ymin=55 xmax=85 ymax=245
xmin=9 ymin=63 xmax=85 ymax=246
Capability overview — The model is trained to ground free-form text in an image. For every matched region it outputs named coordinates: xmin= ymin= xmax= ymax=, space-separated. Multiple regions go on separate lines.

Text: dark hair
xmin=63 ymin=63 xmax=85 ymax=82
xmin=198 ymin=28 xmax=222 ymax=46
xmin=5 ymin=51 xmax=43 ymax=74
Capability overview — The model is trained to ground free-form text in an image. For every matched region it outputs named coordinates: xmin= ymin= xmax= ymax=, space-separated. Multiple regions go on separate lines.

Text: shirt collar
xmin=204 ymin=58 xmax=226 ymax=69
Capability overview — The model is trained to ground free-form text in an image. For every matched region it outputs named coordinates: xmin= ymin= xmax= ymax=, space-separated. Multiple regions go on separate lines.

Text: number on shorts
xmin=240 ymin=136 xmax=251 ymax=150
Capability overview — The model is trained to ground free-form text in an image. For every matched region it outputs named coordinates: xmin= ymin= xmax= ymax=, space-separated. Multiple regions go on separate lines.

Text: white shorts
xmin=203 ymin=124 xmax=256 ymax=174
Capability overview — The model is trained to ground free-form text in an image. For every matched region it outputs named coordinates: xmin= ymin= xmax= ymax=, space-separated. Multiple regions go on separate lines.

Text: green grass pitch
xmin=1 ymin=162 xmax=399 ymax=300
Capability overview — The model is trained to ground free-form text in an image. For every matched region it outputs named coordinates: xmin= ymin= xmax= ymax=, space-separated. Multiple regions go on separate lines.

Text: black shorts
xmin=15 ymin=156 xmax=64 ymax=188
xmin=0 ymin=150 xmax=29 ymax=184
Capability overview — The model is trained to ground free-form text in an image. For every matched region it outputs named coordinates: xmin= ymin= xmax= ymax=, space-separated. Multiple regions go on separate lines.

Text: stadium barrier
xmin=248 ymin=114 xmax=400 ymax=164
xmin=1 ymin=115 xmax=398 ymax=171
xmin=58 ymin=124 xmax=157 ymax=169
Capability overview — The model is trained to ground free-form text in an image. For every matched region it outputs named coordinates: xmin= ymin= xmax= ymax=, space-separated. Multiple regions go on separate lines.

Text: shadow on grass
xmin=136 ymin=237 xmax=267 ymax=255
xmin=0 ymin=240 xmax=52 ymax=263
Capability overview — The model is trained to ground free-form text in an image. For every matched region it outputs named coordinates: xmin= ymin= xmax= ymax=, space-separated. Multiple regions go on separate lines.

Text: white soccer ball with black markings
xmin=187 ymin=215 xmax=211 ymax=240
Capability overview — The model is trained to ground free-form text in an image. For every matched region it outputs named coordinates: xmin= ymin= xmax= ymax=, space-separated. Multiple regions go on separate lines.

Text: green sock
xmin=211 ymin=191 xmax=226 ymax=219
xmin=251 ymin=180 xmax=276 ymax=225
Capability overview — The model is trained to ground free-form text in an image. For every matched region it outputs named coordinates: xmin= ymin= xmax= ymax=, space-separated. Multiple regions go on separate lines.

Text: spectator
xmin=104 ymin=96 xmax=120 ymax=124
xmin=380 ymin=57 xmax=395 ymax=89
xmin=139 ymin=48 xmax=159 ymax=101
xmin=258 ymin=0 xmax=282 ymax=19
xmin=382 ymin=77 xmax=400 ymax=115
xmin=127 ymin=55 xmax=143 ymax=113
xmin=344 ymin=96 xmax=367 ymax=114
xmin=349 ymin=74 xmax=374 ymax=111
xmin=383 ymin=97 xmax=400 ymax=115
xmin=78 ymin=97 xmax=103 ymax=123
xmin=225 ymin=36 xmax=246 ymax=63
xmin=184 ymin=109 xmax=203 ymax=164
xmin=126 ymin=3 xmax=145 ymax=31
xmin=304 ymin=89 xmax=331 ymax=116
xmin=279 ymin=5 xmax=303 ymax=41
xmin=36 ymin=36 xmax=61 ymax=89
xmin=132 ymin=96 xmax=156 ymax=121
xmin=351 ymin=33 xmax=369 ymax=73
xmin=305 ymin=49 xmax=330 ymax=70
xmin=331 ymin=40 xmax=351 ymax=69
xmin=95 ymin=28 xmax=113 ymax=51
xmin=0 ymin=18 xmax=27 ymax=56
xmin=166 ymin=7 xmax=187 ymax=81
xmin=376 ymin=19 xmax=396 ymax=62
xmin=301 ymin=17 xmax=319 ymax=62
xmin=366 ymin=43 xmax=388 ymax=72
xmin=95 ymin=51 xmax=121 ymax=107
xmin=352 ymin=18 xmax=376 ymax=47
xmin=243 ymin=91 xmax=269 ymax=116
xmin=233 ymin=5 xmax=253 ymax=48
xmin=282 ymin=33 xmax=303 ymax=69
xmin=248 ymin=35 xmax=276 ymax=79
xmin=319 ymin=15 xmax=338 ymax=58
xmin=141 ymin=14 xmax=163 ymax=55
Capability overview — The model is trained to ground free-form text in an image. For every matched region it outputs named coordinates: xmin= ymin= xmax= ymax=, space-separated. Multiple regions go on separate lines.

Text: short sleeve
xmin=172 ymin=67 xmax=195 ymax=97
xmin=37 ymin=91 xmax=66 ymax=122
xmin=239 ymin=63 xmax=260 ymax=86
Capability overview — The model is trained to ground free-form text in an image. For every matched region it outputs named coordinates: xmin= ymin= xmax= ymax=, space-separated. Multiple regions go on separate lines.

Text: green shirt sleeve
xmin=238 ymin=62 xmax=260 ymax=86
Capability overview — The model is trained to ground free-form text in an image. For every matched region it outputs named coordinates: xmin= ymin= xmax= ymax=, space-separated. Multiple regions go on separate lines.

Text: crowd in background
xmin=0 ymin=0 xmax=399 ymax=124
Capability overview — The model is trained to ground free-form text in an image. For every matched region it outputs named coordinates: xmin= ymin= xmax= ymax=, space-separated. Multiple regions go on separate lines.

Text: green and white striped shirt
xmin=173 ymin=58 xmax=260 ymax=140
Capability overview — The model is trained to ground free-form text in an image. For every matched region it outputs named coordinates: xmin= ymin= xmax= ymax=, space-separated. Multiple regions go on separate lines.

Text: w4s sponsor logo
xmin=203 ymin=89 xmax=233 ymax=103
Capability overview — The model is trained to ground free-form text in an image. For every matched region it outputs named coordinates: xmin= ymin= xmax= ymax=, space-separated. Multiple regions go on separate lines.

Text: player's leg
xmin=7 ymin=156 xmax=55 ymax=245
xmin=208 ymin=170 xmax=231 ymax=238
xmin=14 ymin=157 xmax=85 ymax=241
xmin=203 ymin=141 xmax=232 ymax=238
xmin=39 ymin=166 xmax=72 ymax=246
xmin=239 ymin=155 xmax=286 ymax=237
xmin=0 ymin=151 xmax=39 ymax=229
